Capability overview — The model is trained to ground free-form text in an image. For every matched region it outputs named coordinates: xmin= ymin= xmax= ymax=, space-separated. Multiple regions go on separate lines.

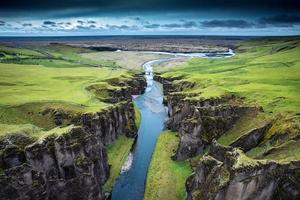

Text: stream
xmin=110 ymin=50 xmax=234 ymax=200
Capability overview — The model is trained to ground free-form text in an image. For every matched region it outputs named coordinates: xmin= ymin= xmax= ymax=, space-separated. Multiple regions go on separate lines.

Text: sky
xmin=0 ymin=0 xmax=300 ymax=36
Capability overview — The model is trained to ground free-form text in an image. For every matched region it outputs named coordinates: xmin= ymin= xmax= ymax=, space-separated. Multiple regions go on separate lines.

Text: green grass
xmin=161 ymin=37 xmax=300 ymax=114
xmin=255 ymin=140 xmax=300 ymax=163
xmin=218 ymin=111 xmax=270 ymax=146
xmin=134 ymin=103 xmax=142 ymax=128
xmin=246 ymin=114 xmax=300 ymax=161
xmin=103 ymin=135 xmax=134 ymax=192
xmin=144 ymin=131 xmax=192 ymax=200
xmin=0 ymin=45 xmax=44 ymax=57
xmin=0 ymin=44 xmax=134 ymax=134
xmin=0 ymin=62 xmax=127 ymax=107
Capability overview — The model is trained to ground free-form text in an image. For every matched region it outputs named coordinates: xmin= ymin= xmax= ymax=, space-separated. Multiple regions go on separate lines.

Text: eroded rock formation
xmin=186 ymin=141 xmax=300 ymax=200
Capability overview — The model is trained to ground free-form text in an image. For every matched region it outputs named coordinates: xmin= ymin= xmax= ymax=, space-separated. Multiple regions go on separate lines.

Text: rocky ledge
xmin=166 ymin=93 xmax=258 ymax=160
xmin=0 ymin=75 xmax=146 ymax=200
xmin=155 ymin=74 xmax=261 ymax=161
xmin=186 ymin=141 xmax=300 ymax=200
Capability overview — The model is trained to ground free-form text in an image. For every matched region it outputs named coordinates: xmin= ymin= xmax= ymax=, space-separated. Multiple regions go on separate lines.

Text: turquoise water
xmin=111 ymin=81 xmax=167 ymax=200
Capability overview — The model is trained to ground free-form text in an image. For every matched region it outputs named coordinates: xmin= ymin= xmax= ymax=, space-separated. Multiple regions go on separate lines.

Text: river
xmin=111 ymin=50 xmax=234 ymax=200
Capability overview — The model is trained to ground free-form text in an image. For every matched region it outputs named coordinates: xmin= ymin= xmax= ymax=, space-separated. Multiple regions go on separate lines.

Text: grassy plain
xmin=0 ymin=44 xmax=137 ymax=134
xmin=144 ymin=131 xmax=192 ymax=200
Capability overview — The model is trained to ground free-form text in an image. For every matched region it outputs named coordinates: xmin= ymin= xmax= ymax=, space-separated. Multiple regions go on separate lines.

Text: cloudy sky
xmin=0 ymin=0 xmax=300 ymax=36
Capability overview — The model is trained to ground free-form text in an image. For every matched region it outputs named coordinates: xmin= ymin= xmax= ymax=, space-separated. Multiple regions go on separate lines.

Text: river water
xmin=110 ymin=50 xmax=234 ymax=200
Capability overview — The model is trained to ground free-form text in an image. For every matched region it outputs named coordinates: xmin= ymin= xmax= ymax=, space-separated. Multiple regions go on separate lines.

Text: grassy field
xmin=144 ymin=131 xmax=192 ymax=200
xmin=103 ymin=135 xmax=134 ymax=192
xmin=160 ymin=37 xmax=300 ymax=114
xmin=0 ymin=44 xmax=141 ymax=135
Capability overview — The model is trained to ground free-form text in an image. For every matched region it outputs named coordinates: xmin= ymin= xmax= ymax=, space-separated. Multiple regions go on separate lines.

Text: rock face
xmin=154 ymin=74 xmax=195 ymax=95
xmin=0 ymin=127 xmax=109 ymax=200
xmin=154 ymin=75 xmax=257 ymax=160
xmin=106 ymin=75 xmax=146 ymax=103
xmin=155 ymin=74 xmax=300 ymax=200
xmin=0 ymin=75 xmax=146 ymax=200
xmin=166 ymin=93 xmax=255 ymax=160
xmin=229 ymin=123 xmax=272 ymax=151
xmin=81 ymin=101 xmax=138 ymax=145
xmin=186 ymin=141 xmax=300 ymax=200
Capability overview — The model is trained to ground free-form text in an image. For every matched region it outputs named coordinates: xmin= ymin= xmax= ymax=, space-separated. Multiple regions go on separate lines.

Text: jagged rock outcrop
xmin=81 ymin=101 xmax=138 ymax=145
xmin=186 ymin=141 xmax=300 ymax=200
xmin=166 ymin=93 xmax=255 ymax=160
xmin=0 ymin=127 xmax=109 ymax=200
xmin=230 ymin=122 xmax=272 ymax=151
xmin=154 ymin=75 xmax=258 ymax=160
xmin=106 ymin=75 xmax=146 ymax=103
xmin=154 ymin=74 xmax=195 ymax=94
xmin=0 ymin=75 xmax=146 ymax=200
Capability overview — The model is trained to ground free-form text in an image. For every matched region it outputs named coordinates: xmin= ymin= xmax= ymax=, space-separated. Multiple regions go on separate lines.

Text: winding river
xmin=111 ymin=50 xmax=234 ymax=200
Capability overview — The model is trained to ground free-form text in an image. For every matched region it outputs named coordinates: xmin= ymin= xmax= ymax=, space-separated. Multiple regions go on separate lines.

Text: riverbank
xmin=144 ymin=131 xmax=192 ymax=200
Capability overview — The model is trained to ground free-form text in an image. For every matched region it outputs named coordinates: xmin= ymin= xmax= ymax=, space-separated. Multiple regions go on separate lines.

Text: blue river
xmin=111 ymin=50 xmax=234 ymax=200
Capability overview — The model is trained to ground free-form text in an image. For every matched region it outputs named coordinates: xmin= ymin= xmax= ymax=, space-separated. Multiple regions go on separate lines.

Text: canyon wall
xmin=154 ymin=75 xmax=300 ymax=200
xmin=0 ymin=75 xmax=146 ymax=200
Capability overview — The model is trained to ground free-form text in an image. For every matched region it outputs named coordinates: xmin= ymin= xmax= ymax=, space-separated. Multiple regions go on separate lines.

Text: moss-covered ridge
xmin=186 ymin=141 xmax=300 ymax=200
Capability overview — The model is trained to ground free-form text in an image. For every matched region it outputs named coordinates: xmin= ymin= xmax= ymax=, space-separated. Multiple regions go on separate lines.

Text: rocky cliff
xmin=0 ymin=75 xmax=146 ymax=200
xmin=154 ymin=75 xmax=300 ymax=200
xmin=154 ymin=75 xmax=258 ymax=160
xmin=186 ymin=141 xmax=300 ymax=200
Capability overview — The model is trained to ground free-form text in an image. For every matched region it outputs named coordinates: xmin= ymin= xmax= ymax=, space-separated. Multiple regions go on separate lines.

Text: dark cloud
xmin=259 ymin=14 xmax=300 ymax=26
xmin=0 ymin=20 xmax=5 ymax=26
xmin=76 ymin=25 xmax=89 ymax=30
xmin=162 ymin=23 xmax=182 ymax=28
xmin=182 ymin=21 xmax=198 ymax=28
xmin=77 ymin=20 xmax=84 ymax=25
xmin=0 ymin=0 xmax=299 ymax=13
xmin=201 ymin=19 xmax=254 ymax=28
xmin=88 ymin=20 xmax=96 ymax=24
xmin=144 ymin=23 xmax=160 ymax=29
xmin=22 ymin=23 xmax=32 ymax=27
xmin=43 ymin=20 xmax=56 ymax=25
xmin=106 ymin=24 xmax=139 ymax=31
xmin=160 ymin=21 xmax=198 ymax=28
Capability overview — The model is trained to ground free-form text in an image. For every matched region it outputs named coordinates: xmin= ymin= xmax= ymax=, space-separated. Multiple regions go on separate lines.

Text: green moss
xmin=218 ymin=111 xmax=270 ymax=146
xmin=234 ymin=150 xmax=265 ymax=168
xmin=75 ymin=155 xmax=92 ymax=166
xmin=134 ymin=103 xmax=141 ymax=128
xmin=249 ymin=140 xmax=300 ymax=163
xmin=103 ymin=135 xmax=134 ymax=192
xmin=144 ymin=131 xmax=192 ymax=200
xmin=245 ymin=114 xmax=300 ymax=160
